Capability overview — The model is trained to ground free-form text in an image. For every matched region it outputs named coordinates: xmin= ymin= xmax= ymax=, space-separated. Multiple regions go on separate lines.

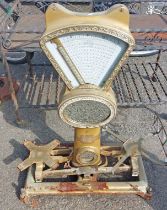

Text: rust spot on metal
xmin=20 ymin=195 xmax=28 ymax=204
xmin=130 ymin=184 xmax=152 ymax=200
xmin=0 ymin=76 xmax=19 ymax=102
xmin=90 ymin=182 xmax=108 ymax=190
xmin=48 ymin=186 xmax=58 ymax=191
xmin=30 ymin=198 xmax=39 ymax=208
xmin=46 ymin=183 xmax=80 ymax=192
xmin=136 ymin=192 xmax=152 ymax=200
xmin=20 ymin=195 xmax=39 ymax=208
xmin=54 ymin=182 xmax=108 ymax=192
xmin=58 ymin=183 xmax=80 ymax=192
xmin=133 ymin=32 xmax=167 ymax=46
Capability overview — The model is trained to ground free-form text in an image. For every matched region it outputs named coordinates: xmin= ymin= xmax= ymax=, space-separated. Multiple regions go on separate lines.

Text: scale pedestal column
xmin=72 ymin=127 xmax=101 ymax=166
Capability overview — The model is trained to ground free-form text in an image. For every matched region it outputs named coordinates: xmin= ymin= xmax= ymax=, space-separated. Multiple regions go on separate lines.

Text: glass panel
xmin=46 ymin=41 xmax=79 ymax=87
xmin=46 ymin=32 xmax=128 ymax=88
xmin=59 ymin=32 xmax=128 ymax=87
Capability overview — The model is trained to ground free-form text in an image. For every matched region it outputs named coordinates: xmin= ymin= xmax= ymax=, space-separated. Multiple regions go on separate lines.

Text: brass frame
xmin=40 ymin=3 xmax=135 ymax=90
xmin=58 ymin=85 xmax=117 ymax=128
xmin=21 ymin=156 xmax=148 ymax=195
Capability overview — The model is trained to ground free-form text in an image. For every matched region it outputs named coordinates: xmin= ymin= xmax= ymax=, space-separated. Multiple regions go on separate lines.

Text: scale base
xmin=19 ymin=143 xmax=152 ymax=207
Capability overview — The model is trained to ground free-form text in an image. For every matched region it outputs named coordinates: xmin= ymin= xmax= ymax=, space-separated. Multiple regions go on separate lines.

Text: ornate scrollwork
xmin=93 ymin=1 xmax=141 ymax=14
xmin=146 ymin=3 xmax=167 ymax=15
xmin=40 ymin=25 xmax=135 ymax=89
xmin=0 ymin=1 xmax=22 ymax=49
xmin=134 ymin=32 xmax=167 ymax=46
xmin=93 ymin=1 xmax=167 ymax=15
xmin=144 ymin=33 xmax=163 ymax=43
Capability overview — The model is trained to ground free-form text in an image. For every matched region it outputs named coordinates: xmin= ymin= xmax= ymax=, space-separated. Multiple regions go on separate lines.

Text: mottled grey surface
xmin=64 ymin=100 xmax=111 ymax=124
xmin=0 ymin=52 xmax=167 ymax=210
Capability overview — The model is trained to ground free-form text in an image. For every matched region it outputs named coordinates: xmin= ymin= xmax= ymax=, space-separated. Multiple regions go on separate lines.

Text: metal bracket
xmin=17 ymin=139 xmax=68 ymax=171
xmin=18 ymin=141 xmax=151 ymax=207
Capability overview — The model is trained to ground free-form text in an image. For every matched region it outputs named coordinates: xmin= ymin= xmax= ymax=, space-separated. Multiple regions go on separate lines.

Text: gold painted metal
xmin=19 ymin=141 xmax=151 ymax=207
xmin=35 ymin=163 xmax=44 ymax=182
xmin=40 ymin=3 xmax=135 ymax=89
xmin=17 ymin=140 xmax=68 ymax=171
xmin=72 ymin=127 xmax=101 ymax=166
xmin=59 ymin=84 xmax=117 ymax=128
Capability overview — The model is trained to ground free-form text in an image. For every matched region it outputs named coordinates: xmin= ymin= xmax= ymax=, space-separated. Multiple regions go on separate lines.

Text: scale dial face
xmin=46 ymin=31 xmax=128 ymax=88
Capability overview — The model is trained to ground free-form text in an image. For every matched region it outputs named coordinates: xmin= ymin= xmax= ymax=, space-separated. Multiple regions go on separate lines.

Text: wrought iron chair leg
xmin=1 ymin=47 xmax=22 ymax=124
xmin=151 ymin=49 xmax=162 ymax=82
xmin=26 ymin=51 xmax=34 ymax=79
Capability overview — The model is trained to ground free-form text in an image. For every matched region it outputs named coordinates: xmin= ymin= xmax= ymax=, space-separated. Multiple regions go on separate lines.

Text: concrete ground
xmin=0 ymin=53 xmax=167 ymax=210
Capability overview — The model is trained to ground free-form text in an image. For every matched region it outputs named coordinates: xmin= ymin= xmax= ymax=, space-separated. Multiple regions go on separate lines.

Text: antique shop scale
xmin=18 ymin=3 xmax=151 ymax=203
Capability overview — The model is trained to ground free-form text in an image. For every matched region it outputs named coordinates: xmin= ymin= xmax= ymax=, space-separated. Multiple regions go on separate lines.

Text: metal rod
xmin=153 ymin=117 xmax=167 ymax=157
xmin=42 ymin=165 xmax=131 ymax=179
xmin=142 ymin=63 xmax=161 ymax=101
xmin=149 ymin=63 xmax=167 ymax=96
xmin=121 ymin=66 xmax=135 ymax=102
xmin=1 ymin=47 xmax=21 ymax=123
xmin=112 ymin=79 xmax=122 ymax=104
xmin=46 ymin=72 xmax=53 ymax=105
xmin=29 ymin=76 xmax=38 ymax=105
xmin=27 ymin=73 xmax=37 ymax=102
xmin=17 ymin=73 xmax=28 ymax=101
xmin=26 ymin=52 xmax=34 ymax=78
xmin=36 ymin=71 xmax=45 ymax=105
xmin=134 ymin=63 xmax=152 ymax=102
xmin=157 ymin=62 xmax=167 ymax=81
xmin=115 ymin=76 xmax=125 ymax=104
xmin=126 ymin=63 xmax=142 ymax=102
xmin=56 ymin=75 xmax=61 ymax=105
xmin=151 ymin=50 xmax=162 ymax=81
